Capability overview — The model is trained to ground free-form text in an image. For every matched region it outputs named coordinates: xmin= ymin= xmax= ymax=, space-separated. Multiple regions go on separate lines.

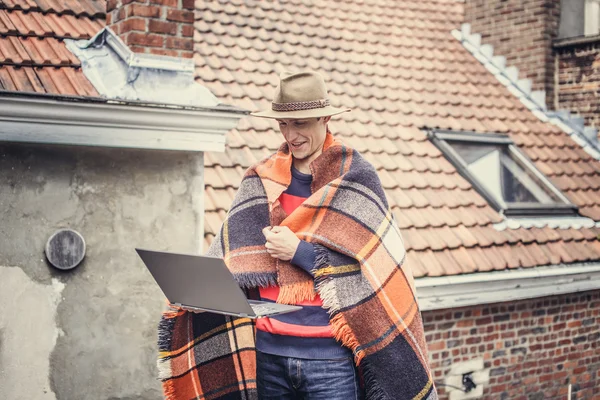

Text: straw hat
xmin=251 ymin=71 xmax=350 ymax=119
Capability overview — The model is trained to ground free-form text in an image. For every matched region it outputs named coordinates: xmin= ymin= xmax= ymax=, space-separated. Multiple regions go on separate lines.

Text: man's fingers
xmin=262 ymin=226 xmax=274 ymax=237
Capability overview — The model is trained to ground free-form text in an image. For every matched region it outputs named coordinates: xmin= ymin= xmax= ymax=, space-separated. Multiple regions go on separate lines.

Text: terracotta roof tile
xmin=0 ymin=64 xmax=96 ymax=95
xmin=0 ymin=0 xmax=104 ymax=96
xmin=0 ymin=0 xmax=105 ymax=17
xmin=0 ymin=9 xmax=101 ymax=38
xmin=434 ymin=249 xmax=465 ymax=275
xmin=196 ymin=0 xmax=600 ymax=276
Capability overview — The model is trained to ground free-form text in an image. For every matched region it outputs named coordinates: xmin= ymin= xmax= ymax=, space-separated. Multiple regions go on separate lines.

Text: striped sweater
xmin=255 ymin=166 xmax=351 ymax=359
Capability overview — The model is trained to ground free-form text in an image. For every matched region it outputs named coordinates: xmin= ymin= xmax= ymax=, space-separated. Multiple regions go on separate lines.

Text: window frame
xmin=585 ymin=0 xmax=600 ymax=36
xmin=429 ymin=130 xmax=578 ymax=217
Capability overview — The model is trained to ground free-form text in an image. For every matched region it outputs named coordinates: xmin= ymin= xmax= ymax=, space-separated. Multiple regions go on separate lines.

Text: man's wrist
xmin=291 ymin=240 xmax=316 ymax=276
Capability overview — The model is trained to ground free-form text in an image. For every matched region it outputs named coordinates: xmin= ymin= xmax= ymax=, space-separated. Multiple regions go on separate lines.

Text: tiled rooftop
xmin=196 ymin=0 xmax=600 ymax=277
xmin=0 ymin=0 xmax=103 ymax=96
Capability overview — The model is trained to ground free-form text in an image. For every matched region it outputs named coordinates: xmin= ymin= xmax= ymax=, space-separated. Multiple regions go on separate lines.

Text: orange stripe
xmin=256 ymin=318 xmax=334 ymax=338
xmin=259 ymin=286 xmax=324 ymax=306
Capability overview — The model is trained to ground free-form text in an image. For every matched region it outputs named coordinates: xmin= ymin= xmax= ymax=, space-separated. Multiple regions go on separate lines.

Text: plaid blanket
xmin=158 ymin=133 xmax=437 ymax=400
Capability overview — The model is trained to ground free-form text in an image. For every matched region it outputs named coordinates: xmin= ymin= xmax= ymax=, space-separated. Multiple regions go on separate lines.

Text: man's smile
xmin=290 ymin=141 xmax=307 ymax=149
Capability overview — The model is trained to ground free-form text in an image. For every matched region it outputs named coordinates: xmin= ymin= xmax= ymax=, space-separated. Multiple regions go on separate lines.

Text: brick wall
xmin=423 ymin=290 xmax=600 ymax=399
xmin=106 ymin=0 xmax=194 ymax=58
xmin=464 ymin=0 xmax=561 ymax=109
xmin=556 ymin=42 xmax=600 ymax=129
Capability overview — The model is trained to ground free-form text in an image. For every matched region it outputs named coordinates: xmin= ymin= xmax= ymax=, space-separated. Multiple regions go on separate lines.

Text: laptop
xmin=136 ymin=248 xmax=302 ymax=319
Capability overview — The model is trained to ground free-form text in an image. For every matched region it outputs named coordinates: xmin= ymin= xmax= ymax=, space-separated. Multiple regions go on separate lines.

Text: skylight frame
xmin=429 ymin=130 xmax=578 ymax=217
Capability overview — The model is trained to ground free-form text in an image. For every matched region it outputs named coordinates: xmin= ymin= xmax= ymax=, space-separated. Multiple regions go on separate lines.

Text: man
xmin=158 ymin=71 xmax=437 ymax=400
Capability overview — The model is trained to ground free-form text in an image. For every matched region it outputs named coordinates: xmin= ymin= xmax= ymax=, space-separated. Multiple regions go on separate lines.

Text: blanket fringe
xmin=157 ymin=314 xmax=176 ymax=356
xmin=361 ymin=358 xmax=390 ymax=400
xmin=234 ymin=272 xmax=278 ymax=289
xmin=313 ymin=245 xmax=364 ymax=364
xmin=161 ymin=379 xmax=176 ymax=400
xmin=278 ymin=280 xmax=315 ymax=304
xmin=157 ymin=357 xmax=173 ymax=381
xmin=330 ymin=313 xmax=365 ymax=364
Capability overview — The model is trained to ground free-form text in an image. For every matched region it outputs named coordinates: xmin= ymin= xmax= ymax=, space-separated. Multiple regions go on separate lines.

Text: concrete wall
xmin=0 ymin=142 xmax=204 ymax=400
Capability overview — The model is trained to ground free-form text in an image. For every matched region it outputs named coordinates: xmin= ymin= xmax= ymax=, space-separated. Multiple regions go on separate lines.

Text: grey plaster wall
xmin=0 ymin=143 xmax=204 ymax=399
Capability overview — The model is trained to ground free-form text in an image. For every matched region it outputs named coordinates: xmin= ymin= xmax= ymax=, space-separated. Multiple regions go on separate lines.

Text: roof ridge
xmin=453 ymin=23 xmax=600 ymax=161
xmin=0 ymin=0 xmax=106 ymax=19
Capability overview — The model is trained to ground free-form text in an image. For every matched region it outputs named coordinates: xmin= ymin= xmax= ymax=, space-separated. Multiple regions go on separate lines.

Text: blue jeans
xmin=256 ymin=351 xmax=363 ymax=400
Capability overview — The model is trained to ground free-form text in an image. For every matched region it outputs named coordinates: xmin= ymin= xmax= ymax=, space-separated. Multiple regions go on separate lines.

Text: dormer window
xmin=429 ymin=131 xmax=577 ymax=217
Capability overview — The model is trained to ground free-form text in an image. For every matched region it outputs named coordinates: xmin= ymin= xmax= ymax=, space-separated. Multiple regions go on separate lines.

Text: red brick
xmin=129 ymin=45 xmax=148 ymax=54
xmin=150 ymin=0 xmax=178 ymax=6
xmin=428 ymin=341 xmax=445 ymax=351
xmin=568 ymin=320 xmax=582 ymax=328
xmin=166 ymin=9 xmax=194 ymax=23
xmin=149 ymin=19 xmax=177 ymax=35
xmin=119 ymin=18 xmax=146 ymax=34
xmin=182 ymin=0 xmax=195 ymax=10
xmin=128 ymin=4 xmax=161 ymax=18
xmin=424 ymin=291 xmax=600 ymax=398
xmin=556 ymin=43 xmax=600 ymax=131
xmin=150 ymin=48 xmax=179 ymax=57
xmin=127 ymin=32 xmax=164 ymax=48
xmin=107 ymin=0 xmax=119 ymax=12
xmin=180 ymin=50 xmax=193 ymax=59
xmin=181 ymin=24 xmax=194 ymax=37
xmin=166 ymin=36 xmax=193 ymax=51
xmin=113 ymin=7 xmax=127 ymax=23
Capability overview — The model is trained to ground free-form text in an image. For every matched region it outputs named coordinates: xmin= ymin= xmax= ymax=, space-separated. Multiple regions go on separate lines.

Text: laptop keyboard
xmin=250 ymin=303 xmax=283 ymax=315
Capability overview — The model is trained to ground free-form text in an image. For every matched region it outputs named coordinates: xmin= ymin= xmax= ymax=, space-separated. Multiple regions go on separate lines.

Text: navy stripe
xmin=255 ymin=167 xmax=347 ymax=358
xmin=260 ymin=298 xmax=331 ymax=326
xmin=256 ymin=331 xmax=351 ymax=360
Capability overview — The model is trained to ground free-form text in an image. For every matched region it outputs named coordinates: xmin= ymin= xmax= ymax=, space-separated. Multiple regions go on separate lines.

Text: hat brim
xmin=251 ymin=106 xmax=351 ymax=120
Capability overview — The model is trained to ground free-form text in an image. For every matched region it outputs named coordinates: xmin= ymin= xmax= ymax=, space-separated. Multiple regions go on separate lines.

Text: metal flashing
xmin=453 ymin=23 xmax=600 ymax=160
xmin=65 ymin=27 xmax=218 ymax=108
xmin=416 ymin=262 xmax=600 ymax=311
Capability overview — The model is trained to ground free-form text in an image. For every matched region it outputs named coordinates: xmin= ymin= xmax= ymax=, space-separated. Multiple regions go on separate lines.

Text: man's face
xmin=276 ymin=117 xmax=330 ymax=161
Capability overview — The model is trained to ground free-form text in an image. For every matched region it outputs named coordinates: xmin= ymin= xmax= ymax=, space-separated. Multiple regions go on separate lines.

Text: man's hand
xmin=263 ymin=226 xmax=300 ymax=261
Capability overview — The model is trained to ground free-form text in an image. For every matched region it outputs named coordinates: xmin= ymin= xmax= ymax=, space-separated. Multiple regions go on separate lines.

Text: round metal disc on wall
xmin=45 ymin=229 xmax=86 ymax=271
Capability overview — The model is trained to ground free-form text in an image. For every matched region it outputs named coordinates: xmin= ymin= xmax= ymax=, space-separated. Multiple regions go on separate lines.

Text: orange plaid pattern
xmin=158 ymin=133 xmax=437 ymax=399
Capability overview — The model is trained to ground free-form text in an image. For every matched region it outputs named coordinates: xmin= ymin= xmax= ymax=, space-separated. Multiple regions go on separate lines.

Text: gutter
xmin=0 ymin=95 xmax=248 ymax=152
xmin=415 ymin=262 xmax=600 ymax=311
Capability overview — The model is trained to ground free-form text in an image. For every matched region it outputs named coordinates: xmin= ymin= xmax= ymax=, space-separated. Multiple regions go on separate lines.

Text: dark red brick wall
xmin=423 ymin=290 xmax=600 ymax=399
xmin=464 ymin=0 xmax=561 ymax=109
xmin=556 ymin=42 xmax=600 ymax=130
xmin=106 ymin=0 xmax=194 ymax=58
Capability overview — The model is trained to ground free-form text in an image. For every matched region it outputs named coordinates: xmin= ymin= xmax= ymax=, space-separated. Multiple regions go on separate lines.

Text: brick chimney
xmin=106 ymin=0 xmax=195 ymax=58
xmin=463 ymin=0 xmax=561 ymax=110
xmin=463 ymin=0 xmax=600 ymax=135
